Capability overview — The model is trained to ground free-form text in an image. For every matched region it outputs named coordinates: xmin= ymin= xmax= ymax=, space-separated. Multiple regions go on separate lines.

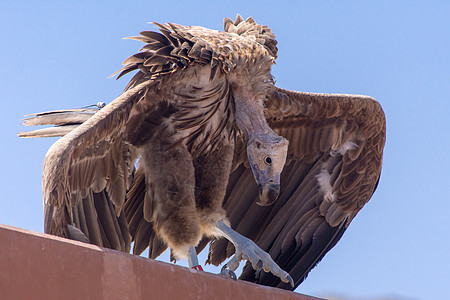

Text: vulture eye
xmin=264 ymin=156 xmax=272 ymax=165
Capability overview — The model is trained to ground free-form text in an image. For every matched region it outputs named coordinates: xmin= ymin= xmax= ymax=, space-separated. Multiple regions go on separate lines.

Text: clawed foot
xmin=220 ymin=264 xmax=237 ymax=280
xmin=223 ymin=238 xmax=294 ymax=287
xmin=215 ymin=221 xmax=294 ymax=287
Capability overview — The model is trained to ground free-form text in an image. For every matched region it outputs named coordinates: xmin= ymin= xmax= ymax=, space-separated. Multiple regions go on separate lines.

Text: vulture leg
xmin=141 ymin=142 xmax=202 ymax=260
xmin=187 ymin=246 xmax=202 ymax=270
xmin=216 ymin=220 xmax=294 ymax=287
xmin=193 ymin=143 xmax=234 ymax=236
xmin=192 ymin=143 xmax=234 ymax=274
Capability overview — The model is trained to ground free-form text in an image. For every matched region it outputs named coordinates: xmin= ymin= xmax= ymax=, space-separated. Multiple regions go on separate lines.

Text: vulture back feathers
xmin=19 ymin=15 xmax=386 ymax=290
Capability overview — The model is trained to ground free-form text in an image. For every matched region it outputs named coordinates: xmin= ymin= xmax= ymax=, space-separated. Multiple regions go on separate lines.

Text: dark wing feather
xmin=18 ymin=108 xmax=99 ymax=138
xmin=207 ymin=86 xmax=386 ymax=290
xmin=19 ymin=107 xmax=134 ymax=250
xmin=41 ymin=80 xmax=157 ymax=251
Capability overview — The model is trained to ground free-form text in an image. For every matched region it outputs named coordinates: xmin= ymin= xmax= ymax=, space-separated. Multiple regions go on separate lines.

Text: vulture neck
xmin=233 ymin=84 xmax=278 ymax=142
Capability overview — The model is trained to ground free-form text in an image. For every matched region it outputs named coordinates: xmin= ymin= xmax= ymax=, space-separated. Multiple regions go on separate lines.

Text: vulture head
xmin=247 ymin=134 xmax=288 ymax=206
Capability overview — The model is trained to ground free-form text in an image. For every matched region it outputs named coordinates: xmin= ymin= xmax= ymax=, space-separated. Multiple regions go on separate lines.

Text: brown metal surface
xmin=0 ymin=224 xmax=321 ymax=300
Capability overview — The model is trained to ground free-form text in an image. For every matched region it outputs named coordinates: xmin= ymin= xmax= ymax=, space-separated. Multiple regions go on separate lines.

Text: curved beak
xmin=256 ymin=182 xmax=280 ymax=206
xmin=249 ymin=162 xmax=281 ymax=206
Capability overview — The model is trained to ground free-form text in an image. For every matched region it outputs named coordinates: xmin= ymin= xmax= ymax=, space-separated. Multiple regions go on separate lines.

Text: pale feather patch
xmin=317 ymin=168 xmax=349 ymax=226
xmin=199 ymin=211 xmax=230 ymax=238
xmin=316 ymin=168 xmax=335 ymax=202
xmin=170 ymin=244 xmax=191 ymax=259
xmin=331 ymin=141 xmax=358 ymax=156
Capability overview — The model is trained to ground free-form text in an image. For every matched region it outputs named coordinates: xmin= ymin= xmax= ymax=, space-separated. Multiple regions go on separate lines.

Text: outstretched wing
xmin=40 ymin=80 xmax=158 ymax=251
xmin=207 ymin=86 xmax=386 ymax=290
xmin=29 ymin=20 xmax=227 ymax=252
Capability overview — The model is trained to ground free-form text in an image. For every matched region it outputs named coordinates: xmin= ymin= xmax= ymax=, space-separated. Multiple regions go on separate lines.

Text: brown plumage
xmin=19 ymin=15 xmax=386 ymax=290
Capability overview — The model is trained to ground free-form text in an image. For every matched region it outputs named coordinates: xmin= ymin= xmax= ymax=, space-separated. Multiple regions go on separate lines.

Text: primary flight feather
xmin=19 ymin=15 xmax=386 ymax=290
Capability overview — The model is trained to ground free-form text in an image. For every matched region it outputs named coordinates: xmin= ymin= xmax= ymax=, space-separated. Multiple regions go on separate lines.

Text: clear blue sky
xmin=1 ymin=1 xmax=449 ymax=299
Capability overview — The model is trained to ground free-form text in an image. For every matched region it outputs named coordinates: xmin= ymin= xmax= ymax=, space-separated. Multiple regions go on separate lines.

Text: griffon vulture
xmin=19 ymin=15 xmax=386 ymax=290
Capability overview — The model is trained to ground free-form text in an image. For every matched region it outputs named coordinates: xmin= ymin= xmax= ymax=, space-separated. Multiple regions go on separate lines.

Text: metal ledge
xmin=0 ymin=224 xmax=321 ymax=300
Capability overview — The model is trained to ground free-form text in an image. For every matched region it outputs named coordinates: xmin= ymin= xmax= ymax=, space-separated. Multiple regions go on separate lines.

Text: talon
xmin=286 ymin=274 xmax=294 ymax=288
xmin=221 ymin=264 xmax=228 ymax=273
xmin=220 ymin=264 xmax=237 ymax=280
xmin=256 ymin=260 xmax=263 ymax=273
